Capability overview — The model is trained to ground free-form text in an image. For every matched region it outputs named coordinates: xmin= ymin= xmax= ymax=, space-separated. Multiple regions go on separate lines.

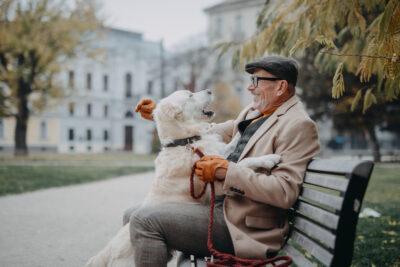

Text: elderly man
xmin=127 ymin=56 xmax=320 ymax=266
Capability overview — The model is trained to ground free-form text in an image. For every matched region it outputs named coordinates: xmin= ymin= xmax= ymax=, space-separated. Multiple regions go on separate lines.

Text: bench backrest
xmin=282 ymin=159 xmax=374 ymax=266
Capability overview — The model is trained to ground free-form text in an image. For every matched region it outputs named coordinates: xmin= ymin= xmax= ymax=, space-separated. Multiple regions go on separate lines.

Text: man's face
xmin=247 ymin=69 xmax=286 ymax=112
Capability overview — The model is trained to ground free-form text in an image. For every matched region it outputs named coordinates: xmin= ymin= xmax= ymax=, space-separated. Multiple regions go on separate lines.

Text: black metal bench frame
xmin=178 ymin=158 xmax=374 ymax=267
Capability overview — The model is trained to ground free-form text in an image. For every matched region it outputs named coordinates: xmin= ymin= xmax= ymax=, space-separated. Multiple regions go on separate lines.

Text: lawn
xmin=352 ymin=164 xmax=400 ymax=267
xmin=0 ymin=152 xmax=155 ymax=196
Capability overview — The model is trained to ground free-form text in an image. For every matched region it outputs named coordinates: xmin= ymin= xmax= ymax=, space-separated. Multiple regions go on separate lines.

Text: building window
xmin=104 ymin=105 xmax=108 ymax=118
xmin=68 ymin=102 xmax=75 ymax=116
xmin=125 ymin=110 xmax=134 ymax=118
xmin=233 ymin=14 xmax=244 ymax=41
xmin=86 ymin=129 xmax=92 ymax=141
xmin=125 ymin=73 xmax=132 ymax=98
xmin=87 ymin=103 xmax=92 ymax=117
xmin=0 ymin=119 xmax=3 ymax=139
xmin=40 ymin=121 xmax=47 ymax=140
xmin=215 ymin=17 xmax=223 ymax=38
xmin=68 ymin=128 xmax=74 ymax=141
xmin=104 ymin=129 xmax=109 ymax=141
xmin=147 ymin=81 xmax=153 ymax=95
xmin=174 ymin=78 xmax=180 ymax=91
xmin=235 ymin=14 xmax=242 ymax=32
xmin=103 ymin=74 xmax=108 ymax=91
xmin=86 ymin=73 xmax=92 ymax=90
xmin=68 ymin=71 xmax=75 ymax=88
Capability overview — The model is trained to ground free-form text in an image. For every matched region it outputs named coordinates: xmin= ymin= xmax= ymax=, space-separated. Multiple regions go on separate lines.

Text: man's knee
xmin=129 ymin=207 xmax=163 ymax=242
xmin=122 ymin=204 xmax=141 ymax=225
xmin=122 ymin=208 xmax=132 ymax=225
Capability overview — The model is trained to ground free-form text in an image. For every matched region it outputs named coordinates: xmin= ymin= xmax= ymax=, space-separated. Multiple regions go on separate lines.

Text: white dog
xmin=85 ymin=89 xmax=281 ymax=267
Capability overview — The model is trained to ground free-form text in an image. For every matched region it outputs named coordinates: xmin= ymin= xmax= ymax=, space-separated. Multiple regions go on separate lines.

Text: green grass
xmin=0 ymin=152 xmax=155 ymax=196
xmin=0 ymin=165 xmax=154 ymax=196
xmin=352 ymin=164 xmax=400 ymax=267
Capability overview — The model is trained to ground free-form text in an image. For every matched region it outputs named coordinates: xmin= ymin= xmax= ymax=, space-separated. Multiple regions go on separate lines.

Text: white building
xmin=204 ymin=0 xmax=266 ymax=104
xmin=0 ymin=27 xmax=161 ymax=154
xmin=149 ymin=0 xmax=266 ymax=103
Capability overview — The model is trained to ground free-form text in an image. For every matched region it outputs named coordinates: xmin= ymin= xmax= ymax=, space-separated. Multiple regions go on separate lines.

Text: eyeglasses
xmin=250 ymin=75 xmax=282 ymax=88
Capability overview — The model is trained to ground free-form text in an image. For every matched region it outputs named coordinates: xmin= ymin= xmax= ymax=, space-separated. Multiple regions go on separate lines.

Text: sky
xmin=101 ymin=0 xmax=222 ymax=50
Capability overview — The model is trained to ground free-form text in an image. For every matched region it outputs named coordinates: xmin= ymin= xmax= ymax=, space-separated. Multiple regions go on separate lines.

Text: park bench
xmin=177 ymin=158 xmax=375 ymax=266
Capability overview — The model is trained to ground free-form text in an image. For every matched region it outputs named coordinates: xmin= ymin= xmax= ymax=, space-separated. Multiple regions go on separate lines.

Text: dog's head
xmin=153 ymin=89 xmax=214 ymax=142
xmin=154 ymin=89 xmax=214 ymax=123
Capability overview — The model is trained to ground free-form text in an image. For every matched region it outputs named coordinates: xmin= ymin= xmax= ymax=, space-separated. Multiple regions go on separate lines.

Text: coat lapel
xmin=237 ymin=96 xmax=300 ymax=161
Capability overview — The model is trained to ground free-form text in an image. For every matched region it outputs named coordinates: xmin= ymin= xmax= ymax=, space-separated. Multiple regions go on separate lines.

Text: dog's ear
xmin=155 ymin=102 xmax=183 ymax=121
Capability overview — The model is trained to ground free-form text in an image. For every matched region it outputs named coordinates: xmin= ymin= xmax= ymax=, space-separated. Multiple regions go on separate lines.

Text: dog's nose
xmin=206 ymin=89 xmax=212 ymax=95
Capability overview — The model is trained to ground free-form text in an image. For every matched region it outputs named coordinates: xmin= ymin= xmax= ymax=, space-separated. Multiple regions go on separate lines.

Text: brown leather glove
xmin=135 ymin=98 xmax=156 ymax=121
xmin=194 ymin=155 xmax=229 ymax=182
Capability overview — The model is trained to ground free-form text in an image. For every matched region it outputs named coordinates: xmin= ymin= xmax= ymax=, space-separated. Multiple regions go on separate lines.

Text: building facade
xmin=0 ymin=28 xmax=161 ymax=154
xmin=204 ymin=0 xmax=266 ymax=104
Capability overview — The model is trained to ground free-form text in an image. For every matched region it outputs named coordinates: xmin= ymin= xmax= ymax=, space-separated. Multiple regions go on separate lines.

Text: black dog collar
xmin=163 ymin=135 xmax=201 ymax=148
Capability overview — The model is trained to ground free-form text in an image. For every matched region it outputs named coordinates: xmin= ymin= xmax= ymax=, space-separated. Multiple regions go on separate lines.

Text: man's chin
xmin=251 ymin=102 xmax=262 ymax=111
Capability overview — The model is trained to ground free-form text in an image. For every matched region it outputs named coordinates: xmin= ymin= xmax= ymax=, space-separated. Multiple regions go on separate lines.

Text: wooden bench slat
xmin=297 ymin=201 xmax=339 ymax=230
xmin=301 ymin=187 xmax=344 ymax=211
xmin=304 ymin=172 xmax=349 ymax=192
xmin=307 ymin=159 xmax=365 ymax=175
xmin=282 ymin=244 xmax=317 ymax=267
xmin=294 ymin=217 xmax=336 ymax=249
xmin=290 ymin=231 xmax=333 ymax=266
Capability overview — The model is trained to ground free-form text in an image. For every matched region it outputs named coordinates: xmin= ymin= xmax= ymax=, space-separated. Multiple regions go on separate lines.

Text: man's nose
xmin=247 ymin=84 xmax=255 ymax=92
xmin=204 ymin=88 xmax=212 ymax=95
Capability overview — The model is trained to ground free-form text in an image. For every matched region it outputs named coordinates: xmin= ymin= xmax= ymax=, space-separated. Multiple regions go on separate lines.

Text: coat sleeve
xmin=207 ymin=120 xmax=235 ymax=143
xmin=222 ymin=119 xmax=320 ymax=209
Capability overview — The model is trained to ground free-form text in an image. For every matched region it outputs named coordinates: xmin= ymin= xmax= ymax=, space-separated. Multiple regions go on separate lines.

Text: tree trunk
xmin=14 ymin=64 xmax=30 ymax=156
xmin=363 ymin=123 xmax=381 ymax=162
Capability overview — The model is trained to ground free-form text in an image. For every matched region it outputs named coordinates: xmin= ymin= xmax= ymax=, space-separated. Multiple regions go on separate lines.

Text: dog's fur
xmin=85 ymin=90 xmax=280 ymax=267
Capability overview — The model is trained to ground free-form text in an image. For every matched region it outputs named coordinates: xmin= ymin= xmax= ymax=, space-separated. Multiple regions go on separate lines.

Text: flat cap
xmin=245 ymin=56 xmax=299 ymax=86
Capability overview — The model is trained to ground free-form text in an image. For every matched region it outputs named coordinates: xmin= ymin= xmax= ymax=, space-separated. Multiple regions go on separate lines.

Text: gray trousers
xmin=123 ymin=200 xmax=234 ymax=267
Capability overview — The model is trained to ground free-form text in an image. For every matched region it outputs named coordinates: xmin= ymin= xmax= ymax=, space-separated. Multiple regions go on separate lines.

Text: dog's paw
xmin=259 ymin=154 xmax=281 ymax=169
xmin=238 ymin=154 xmax=281 ymax=170
xmin=265 ymin=154 xmax=281 ymax=164
xmin=237 ymin=157 xmax=253 ymax=168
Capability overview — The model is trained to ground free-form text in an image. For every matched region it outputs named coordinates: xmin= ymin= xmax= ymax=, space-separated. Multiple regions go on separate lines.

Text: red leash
xmin=190 ymin=148 xmax=292 ymax=267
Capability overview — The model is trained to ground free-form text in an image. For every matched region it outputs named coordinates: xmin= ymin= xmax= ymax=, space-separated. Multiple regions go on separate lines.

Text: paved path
xmin=0 ymin=172 xmax=172 ymax=267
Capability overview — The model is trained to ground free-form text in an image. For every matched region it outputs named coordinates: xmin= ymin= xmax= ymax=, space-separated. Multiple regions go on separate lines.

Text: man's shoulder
xmin=281 ymin=99 xmax=315 ymax=124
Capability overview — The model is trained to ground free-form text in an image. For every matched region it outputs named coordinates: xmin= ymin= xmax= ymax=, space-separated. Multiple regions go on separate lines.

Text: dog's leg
xmin=85 ymin=224 xmax=134 ymax=267
xmin=85 ymin=240 xmax=112 ymax=267
xmin=238 ymin=154 xmax=281 ymax=170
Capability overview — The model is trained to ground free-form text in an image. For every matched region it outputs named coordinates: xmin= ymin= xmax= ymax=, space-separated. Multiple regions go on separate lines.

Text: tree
xmin=298 ymin=47 xmax=400 ymax=161
xmin=236 ymin=0 xmax=399 ymax=111
xmin=216 ymin=0 xmax=399 ymax=161
xmin=210 ymin=81 xmax=242 ymax=123
xmin=164 ymin=46 xmax=211 ymax=92
xmin=0 ymin=0 xmax=101 ymax=155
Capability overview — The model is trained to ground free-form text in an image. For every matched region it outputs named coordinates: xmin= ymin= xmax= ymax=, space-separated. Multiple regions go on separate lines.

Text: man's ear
xmin=277 ymin=80 xmax=288 ymax=96
xmin=156 ymin=102 xmax=183 ymax=121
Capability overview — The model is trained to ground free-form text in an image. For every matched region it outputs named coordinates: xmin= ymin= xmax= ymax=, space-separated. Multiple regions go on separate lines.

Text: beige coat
xmin=210 ymin=95 xmax=320 ymax=259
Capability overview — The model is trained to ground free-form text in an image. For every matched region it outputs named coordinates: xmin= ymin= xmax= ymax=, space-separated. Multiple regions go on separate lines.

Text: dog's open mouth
xmin=202 ymin=109 xmax=214 ymax=117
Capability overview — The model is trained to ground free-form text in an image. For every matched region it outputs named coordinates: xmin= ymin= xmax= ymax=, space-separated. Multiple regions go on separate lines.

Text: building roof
xmin=204 ymin=0 xmax=266 ymax=14
xmin=102 ymin=26 xmax=143 ymax=40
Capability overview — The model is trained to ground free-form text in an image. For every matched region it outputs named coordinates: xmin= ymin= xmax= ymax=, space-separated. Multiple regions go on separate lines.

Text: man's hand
xmin=194 ymin=155 xmax=228 ymax=182
xmin=135 ymin=98 xmax=156 ymax=121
